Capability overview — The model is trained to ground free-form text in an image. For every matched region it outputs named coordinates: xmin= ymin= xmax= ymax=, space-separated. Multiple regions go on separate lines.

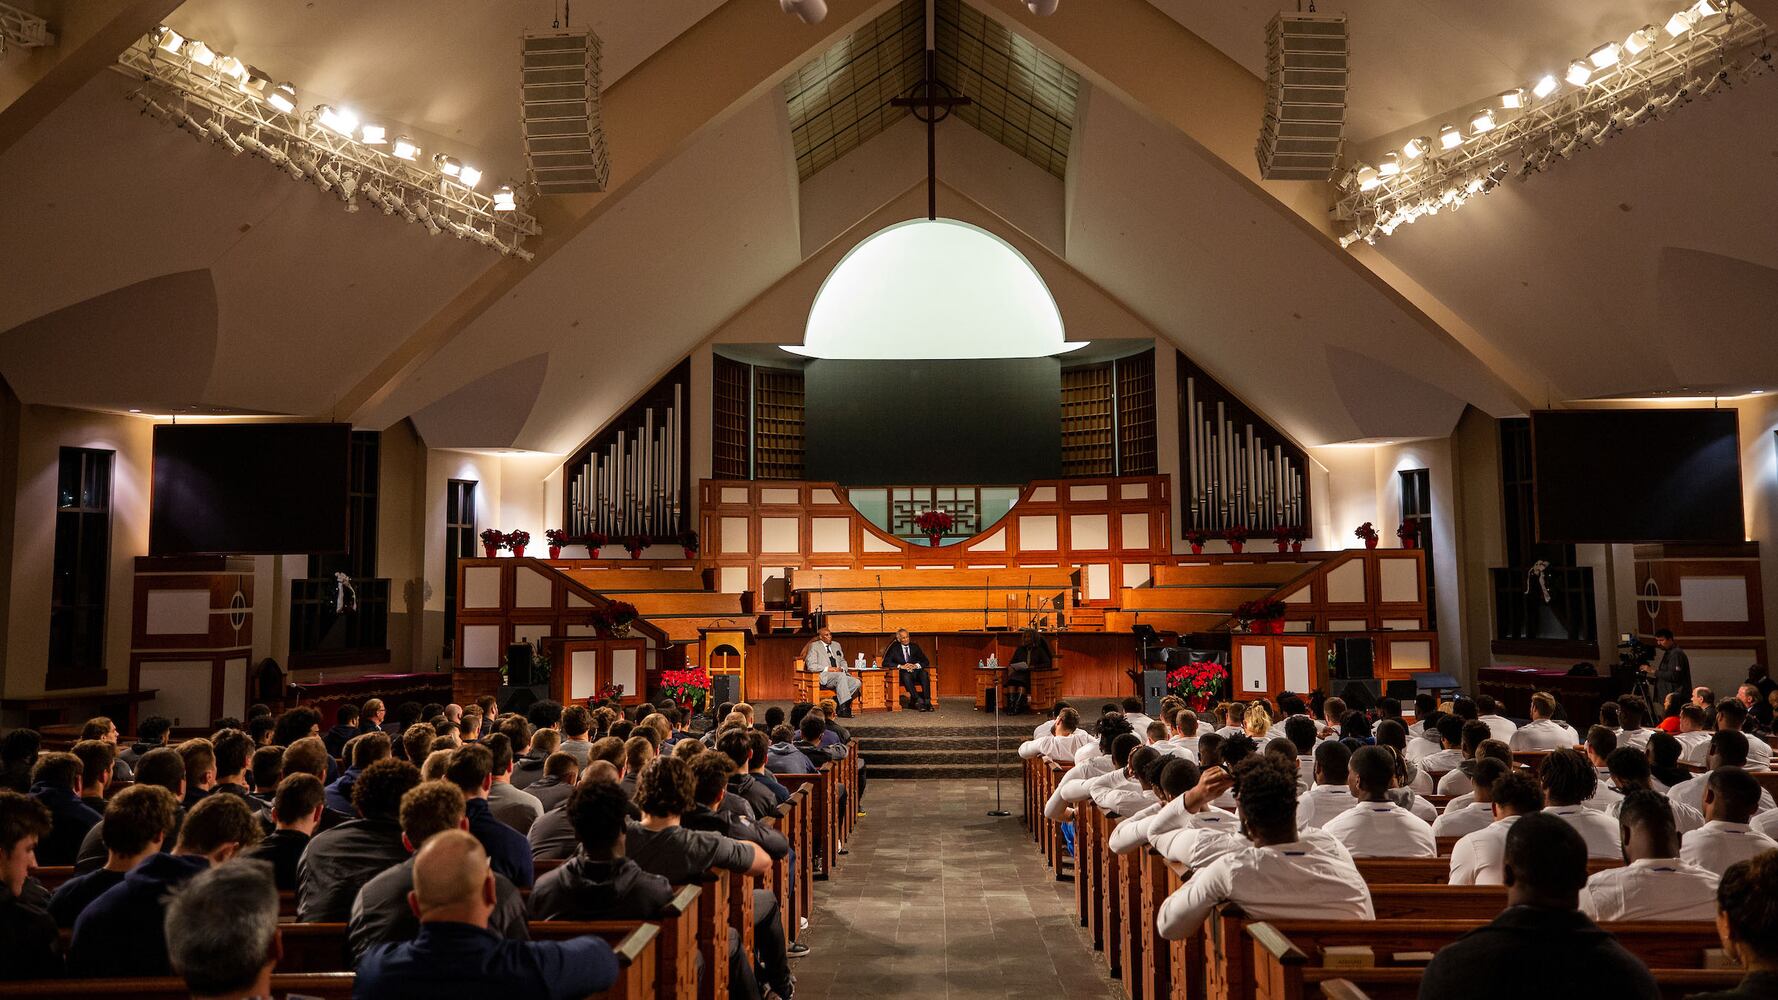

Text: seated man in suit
xmin=1703 ymin=852 xmax=1778 ymax=999
xmin=164 ymin=860 xmax=282 ymax=1000
xmin=883 ymin=628 xmax=933 ymax=711
xmin=802 ymin=627 xmax=861 ymax=717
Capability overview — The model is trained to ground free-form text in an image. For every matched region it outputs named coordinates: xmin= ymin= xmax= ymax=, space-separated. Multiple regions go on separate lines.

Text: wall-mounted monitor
xmin=1531 ymin=408 xmax=1743 ymax=543
xmin=149 ymin=423 xmax=351 ymax=556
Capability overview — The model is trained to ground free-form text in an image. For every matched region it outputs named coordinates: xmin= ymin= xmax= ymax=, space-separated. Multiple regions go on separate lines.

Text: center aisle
xmin=795 ymin=777 xmax=1124 ymax=999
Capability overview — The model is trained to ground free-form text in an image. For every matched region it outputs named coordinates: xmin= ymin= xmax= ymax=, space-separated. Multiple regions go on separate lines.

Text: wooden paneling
xmin=753 ymin=367 xmax=804 ymax=480
xmin=712 ymin=355 xmax=750 ymax=480
xmin=1062 ymin=363 xmax=1115 ymax=477
xmin=1116 ymin=350 xmax=1157 ymax=475
xmin=744 ymin=630 xmax=1135 ymax=702
xmin=1632 ymin=542 xmax=1769 ymax=664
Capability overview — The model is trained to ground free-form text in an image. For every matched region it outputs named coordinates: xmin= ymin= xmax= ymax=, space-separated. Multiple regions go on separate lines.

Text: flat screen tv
xmin=1530 ymin=408 xmax=1743 ymax=543
xmin=149 ymin=423 xmax=351 ymax=556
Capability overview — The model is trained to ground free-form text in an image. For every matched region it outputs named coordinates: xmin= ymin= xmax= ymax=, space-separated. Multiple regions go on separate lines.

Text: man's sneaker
xmin=788 ymin=942 xmax=811 ymax=958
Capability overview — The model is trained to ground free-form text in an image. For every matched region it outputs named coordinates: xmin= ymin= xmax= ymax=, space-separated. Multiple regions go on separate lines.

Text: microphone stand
xmin=876 ymin=574 xmax=886 ymax=632
xmin=987 ymin=663 xmax=1010 ymax=817
xmin=983 ymin=574 xmax=990 ymax=631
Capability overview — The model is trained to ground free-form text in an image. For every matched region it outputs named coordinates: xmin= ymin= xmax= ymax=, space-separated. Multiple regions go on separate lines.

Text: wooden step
xmin=559 ymin=568 xmax=712 ymax=592
xmin=1103 ymin=610 xmax=1226 ymax=634
xmin=1151 ymin=562 xmax=1316 ymax=588
xmin=626 ymin=593 xmax=754 ymax=616
xmin=798 ymin=589 xmax=1067 ymax=614
xmin=815 ymin=609 xmax=1066 ymax=633
xmin=1119 ymin=586 xmax=1285 ymax=611
xmin=789 ymin=568 xmax=1077 ymax=592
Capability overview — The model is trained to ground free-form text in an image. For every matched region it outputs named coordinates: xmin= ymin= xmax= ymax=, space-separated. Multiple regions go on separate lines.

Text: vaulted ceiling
xmin=1 ymin=0 xmax=1774 ymax=454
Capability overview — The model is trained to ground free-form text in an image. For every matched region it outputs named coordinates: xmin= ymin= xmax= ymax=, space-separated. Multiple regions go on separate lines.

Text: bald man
xmin=803 ymin=627 xmax=860 ymax=717
xmin=355 ymin=830 xmax=618 ymax=998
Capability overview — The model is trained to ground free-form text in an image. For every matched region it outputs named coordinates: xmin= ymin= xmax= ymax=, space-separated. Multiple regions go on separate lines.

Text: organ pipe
xmin=1183 ymin=375 xmax=1305 ymax=534
xmin=564 ymin=389 xmax=686 ymax=541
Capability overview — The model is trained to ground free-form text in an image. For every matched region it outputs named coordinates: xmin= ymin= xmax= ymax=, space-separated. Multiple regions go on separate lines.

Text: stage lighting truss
xmin=0 ymin=2 xmax=54 ymax=56
xmin=115 ymin=32 xmax=540 ymax=260
xmin=1333 ymin=1 xmax=1770 ymax=248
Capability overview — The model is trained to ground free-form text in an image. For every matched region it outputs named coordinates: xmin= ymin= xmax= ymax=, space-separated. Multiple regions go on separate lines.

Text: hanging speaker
xmin=1256 ymin=12 xmax=1348 ymax=181
xmin=521 ymin=27 xmax=610 ymax=194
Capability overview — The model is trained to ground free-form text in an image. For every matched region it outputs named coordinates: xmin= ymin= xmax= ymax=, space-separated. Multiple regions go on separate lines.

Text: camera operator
xmin=1640 ymin=629 xmax=1691 ymax=702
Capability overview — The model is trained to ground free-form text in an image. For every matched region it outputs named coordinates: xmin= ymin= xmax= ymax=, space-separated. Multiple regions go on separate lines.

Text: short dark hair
xmin=798 ymin=714 xmax=826 ymax=744
xmin=689 ymin=753 xmax=735 ymax=806
xmin=1655 ymin=628 xmax=1676 ymax=641
xmin=335 ymin=704 xmax=360 ymax=726
xmin=350 ymin=731 xmax=392 ymax=769
xmin=1708 ymin=766 xmax=1763 ymax=822
xmin=176 ymin=793 xmax=263 ymax=854
xmin=1313 ymin=740 xmax=1352 ymax=784
xmin=560 ymin=706 xmax=592 ymax=739
xmin=717 ymin=731 xmax=754 ymax=770
xmin=1504 ymin=811 xmax=1588 ymax=894
xmin=31 ymin=751 xmax=82 ymax=791
xmin=1490 ymin=771 xmax=1545 ymax=814
xmin=1349 ymin=746 xmax=1395 ymax=794
xmin=1618 ymin=695 xmax=1649 ymax=729
xmin=1460 ymin=720 xmax=1491 ymax=754
xmin=527 ymin=700 xmax=564 ymax=730
xmin=272 ymin=773 xmax=325 ymax=825
xmin=1648 ymin=730 xmax=1683 ymax=767
xmin=444 ymin=745 xmax=494 ymax=796
xmin=1232 ymin=754 xmax=1299 ymax=835
xmin=100 ymin=784 xmax=179 ymax=855
xmin=1712 ymin=729 xmax=1752 ymax=767
xmin=138 ymin=716 xmax=174 ymax=745
xmin=135 ymin=747 xmax=187 ymax=793
xmin=1585 ymin=725 xmax=1617 ymax=759
xmin=1158 ymin=758 xmax=1201 ymax=798
xmin=1451 ymin=698 xmax=1478 ymax=722
xmin=484 ymin=733 xmax=514 ymax=776
xmin=282 ymin=738 xmax=330 ymax=780
xmin=1471 ymin=757 xmax=1509 ymax=795
xmin=1219 ymin=733 xmax=1258 ymax=772
xmin=271 ymin=707 xmax=320 ymax=747
xmin=568 ymin=779 xmax=635 ymax=853
xmin=1717 ymin=699 xmax=1750 ymax=730
xmin=352 ymin=758 xmax=421 ymax=821
xmin=1618 ymin=787 xmax=1678 ymax=845
xmin=635 ymin=758 xmax=695 ymax=818
xmin=1283 ymin=716 xmax=1318 ymax=753
xmin=70 ymin=740 xmax=116 ymax=788
xmin=1436 ymin=715 xmax=1465 ymax=747
xmin=398 ymin=780 xmax=466 ymax=847
xmin=1606 ymin=746 xmax=1653 ymax=785
xmin=403 ymin=724 xmax=436 ymax=766
xmin=1538 ymin=748 xmax=1597 ymax=805
xmin=1719 ymin=852 xmax=1778 ymax=961
xmin=1475 ymin=694 xmax=1498 ymax=715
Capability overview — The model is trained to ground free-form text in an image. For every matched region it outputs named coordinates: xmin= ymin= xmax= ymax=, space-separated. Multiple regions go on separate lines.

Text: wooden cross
xmin=890 ymin=47 xmax=971 ymax=220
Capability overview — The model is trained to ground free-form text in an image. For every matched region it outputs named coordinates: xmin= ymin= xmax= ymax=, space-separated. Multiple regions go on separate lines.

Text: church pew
xmin=777 ymin=765 xmax=839 ymax=878
xmin=1045 ymin=762 xmax=1068 ymax=877
xmin=1318 ymin=969 xmax=1745 ymax=1000
xmin=0 ymin=974 xmax=358 ymax=999
xmin=30 ymin=867 xmax=74 ymax=891
xmin=1138 ymin=849 xmax=1175 ymax=1000
xmin=1351 ymin=856 xmax=1618 ymax=884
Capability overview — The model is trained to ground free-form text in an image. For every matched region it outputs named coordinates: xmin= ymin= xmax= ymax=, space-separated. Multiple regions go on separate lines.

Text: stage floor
xmin=747 ymin=698 xmax=1122 ymax=730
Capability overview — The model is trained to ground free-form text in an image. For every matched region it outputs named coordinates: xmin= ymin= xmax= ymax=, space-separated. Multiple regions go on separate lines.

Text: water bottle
xmin=978 ymin=659 xmax=985 ymax=669
xmin=855 ymin=653 xmax=865 ymax=671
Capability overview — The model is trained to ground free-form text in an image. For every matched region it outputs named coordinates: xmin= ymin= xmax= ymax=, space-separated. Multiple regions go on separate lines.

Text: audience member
xmin=0 ymin=791 xmax=61 ymax=980
xmin=177 ymin=737 xmax=218 ymax=810
xmin=1296 ymin=740 xmax=1356 ymax=829
xmin=558 ymin=707 xmax=594 ymax=765
xmin=243 ymin=773 xmax=325 ymax=890
xmin=75 ymin=745 xmax=185 ymax=872
xmin=1674 ymin=731 xmax=1777 ymax=818
xmin=1322 ymin=746 xmax=1437 ymax=858
xmin=1700 ymin=852 xmax=1778 ymax=998
xmin=27 ymin=751 xmax=99 ymax=866
xmin=1448 ymin=770 xmax=1544 ymax=885
xmin=296 ymin=757 xmax=420 ymax=921
xmin=527 ymin=752 xmax=580 ymax=814
xmin=48 ymin=784 xmax=177 ymax=928
xmin=119 ymin=716 xmax=172 ymax=769
xmin=1682 ymin=766 xmax=1778 ymax=875
xmin=529 ymin=779 xmax=675 ymax=920
xmin=445 ymin=744 xmax=536 ymax=887
xmin=1434 ymin=758 xmax=1508 ymax=839
xmin=164 ymin=860 xmax=282 ymax=1000
xmin=68 ymin=740 xmax=114 ymax=815
xmin=326 ymin=731 xmax=392 ymax=815
xmin=484 ymin=733 xmax=545 ymax=834
xmin=1582 ymin=788 xmax=1719 ymax=921
xmin=1539 ymin=749 xmax=1621 ymax=857
xmin=325 ymin=704 xmax=361 ymax=758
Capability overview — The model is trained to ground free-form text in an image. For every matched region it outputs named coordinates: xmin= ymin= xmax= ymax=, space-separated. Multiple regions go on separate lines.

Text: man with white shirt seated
xmin=1403 ymin=711 xmax=1446 ymax=764
xmin=1155 ymin=755 xmax=1373 ymax=940
xmin=1474 ymin=695 xmax=1518 ymax=744
xmin=1119 ymin=697 xmax=1154 ymax=740
xmin=1434 ymin=758 xmax=1508 ymax=839
xmin=1369 ymin=697 xmax=1404 ymax=738
xmin=1671 ymin=731 xmax=1777 ymax=817
xmin=1602 ymin=747 xmax=1703 ymax=834
xmin=1582 ymin=788 xmax=1720 ymax=922
xmin=1714 ymin=699 xmax=1773 ymax=771
xmin=1581 ymin=726 xmax=1623 ymax=811
xmin=1448 ymin=770 xmax=1545 ymax=885
xmin=1406 ymin=694 xmax=1436 ymax=739
xmin=1297 ymin=741 xmax=1356 ymax=830
xmin=1683 ymin=766 xmax=1778 ymax=876
xmin=1671 ymin=703 xmax=1716 ymax=762
xmin=1539 ymin=748 xmax=1623 ymax=858
xmin=1089 ymin=742 xmax=1156 ymax=816
xmin=1032 ymin=702 xmax=1073 ymax=742
xmin=1615 ymin=695 xmax=1655 ymax=751
xmin=1145 ymin=763 xmax=1245 ymax=865
xmin=1316 ymin=696 xmax=1346 ymax=739
xmin=1107 ymin=757 xmax=1202 ymax=854
xmin=1041 ymin=713 xmax=1133 ymax=822
xmin=1706 ymin=853 xmax=1778 ymax=999
xmin=1321 ymin=746 xmax=1437 ymax=858
xmin=1435 ymin=722 xmax=1493 ymax=796
xmin=1159 ymin=707 xmax=1200 ymax=760
xmin=1417 ymin=716 xmax=1465 ymax=777
xmin=1018 ymin=707 xmax=1095 ymax=764
xmin=1509 ymin=691 xmax=1582 ymax=751
xmin=1280 ymin=716 xmax=1318 ymax=792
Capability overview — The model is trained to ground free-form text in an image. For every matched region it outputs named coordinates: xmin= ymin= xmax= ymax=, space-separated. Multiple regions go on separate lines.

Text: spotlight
xmin=215 ymin=55 xmax=248 ymax=84
xmin=1402 ymin=135 xmax=1431 ymax=160
xmin=433 ymin=154 xmax=462 ymax=177
xmin=1588 ymin=42 xmax=1622 ymax=69
xmin=1689 ymin=0 xmax=1725 ymax=21
xmin=281 ymin=157 xmax=304 ymax=181
xmin=1356 ymin=164 xmax=1381 ymax=191
xmin=513 ymin=245 xmax=536 ymax=263
xmin=1565 ymin=60 xmax=1593 ymax=86
xmin=209 ymin=120 xmax=244 ymax=154
xmin=1624 ymin=25 xmax=1660 ymax=56
xmin=153 ymin=26 xmax=185 ymax=55
xmin=1498 ymin=88 xmax=1526 ymax=109
xmin=493 ymin=184 xmax=517 ymax=211
xmin=1438 ymin=124 xmax=1463 ymax=150
xmin=392 ymin=136 xmax=421 ymax=161
xmin=415 ymin=199 xmax=442 ymax=235
xmin=315 ymin=161 xmax=341 ymax=192
xmin=1377 ymin=152 xmax=1401 ymax=177
xmin=1665 ymin=11 xmax=1695 ymax=37
xmin=360 ymin=123 xmax=386 ymax=145
xmin=779 ymin=0 xmax=828 ymax=24
xmin=1026 ymin=0 xmax=1059 ymax=12
xmin=178 ymin=112 xmax=208 ymax=141
xmin=267 ymin=82 xmax=297 ymax=114
xmin=1532 ymin=74 xmax=1560 ymax=99
xmin=1469 ymin=108 xmax=1496 ymax=133
xmin=185 ymin=40 xmax=216 ymax=67
xmin=316 ymin=105 xmax=359 ymax=137
xmin=458 ymin=164 xmax=483 ymax=188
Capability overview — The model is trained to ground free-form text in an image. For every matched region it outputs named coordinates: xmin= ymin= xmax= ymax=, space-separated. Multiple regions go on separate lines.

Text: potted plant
xmin=622 ymin=534 xmax=651 ymax=559
xmin=1233 ymin=598 xmax=1288 ymax=634
xmin=1272 ymin=524 xmax=1293 ymax=553
xmin=479 ymin=528 xmax=505 ymax=558
xmin=605 ymin=600 xmax=639 ymax=638
xmin=1165 ymin=659 xmax=1228 ymax=712
xmin=1185 ymin=529 xmax=1209 ymax=555
xmin=1355 ymin=521 xmax=1380 ymax=550
xmin=591 ymin=681 xmax=625 ymax=706
xmin=507 ymin=529 xmax=531 ymax=558
xmin=1222 ymin=525 xmax=1249 ymax=554
xmin=545 ymin=528 xmax=570 ymax=560
xmin=579 ymin=531 xmax=608 ymax=557
xmin=679 ymin=530 xmax=700 ymax=560
xmin=1396 ymin=520 xmax=1419 ymax=549
xmin=658 ymin=665 xmax=712 ymax=713
xmin=1288 ymin=525 xmax=1308 ymax=553
xmin=913 ymin=508 xmax=954 ymax=547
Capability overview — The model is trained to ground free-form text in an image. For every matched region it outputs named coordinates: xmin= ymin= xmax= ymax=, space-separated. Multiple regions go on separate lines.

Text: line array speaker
xmin=1256 ymin=12 xmax=1348 ymax=181
xmin=521 ymin=28 xmax=610 ymax=194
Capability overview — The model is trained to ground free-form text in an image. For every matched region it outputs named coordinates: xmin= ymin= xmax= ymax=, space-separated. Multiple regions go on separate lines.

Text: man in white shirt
xmin=1540 ymin=748 xmax=1623 ymax=858
xmin=1473 ymin=695 xmax=1518 ymax=744
xmin=1434 ymin=723 xmax=1494 ymax=797
xmin=1403 ymin=711 xmax=1447 ymax=763
xmin=1297 ymin=741 xmax=1357 ymax=830
xmin=1090 ymin=743 xmax=1158 ymax=817
xmin=1509 ymin=691 xmax=1581 ymax=751
xmin=1117 ymin=697 xmax=1155 ymax=740
xmin=1369 ymin=697 xmax=1407 ymax=740
xmin=1580 ymin=726 xmax=1623 ymax=812
xmin=1671 ymin=704 xmax=1716 ymax=763
xmin=1315 ymin=696 xmax=1346 ymax=740
xmin=1671 ymin=731 xmax=1777 ymax=816
xmin=1155 ymin=754 xmax=1373 ymax=940
xmin=1032 ymin=702 xmax=1074 ymax=742
xmin=1041 ymin=715 xmax=1133 ymax=821
xmin=1018 ymin=707 xmax=1095 ymax=764
xmin=1321 ymin=746 xmax=1437 ymax=858
xmin=1434 ymin=758 xmax=1508 ymax=840
xmin=1683 ymin=766 xmax=1778 ymax=875
xmin=1405 ymin=694 xmax=1436 ymax=739
xmin=1602 ymin=747 xmax=1703 ymax=834
xmin=1448 ymin=770 xmax=1545 ymax=885
xmin=1416 ymin=716 xmax=1465 ymax=775
xmin=1614 ymin=694 xmax=1655 ymax=751
xmin=1582 ymin=789 xmax=1719 ymax=922
xmin=1714 ymin=700 xmax=1773 ymax=770
xmin=1280 ymin=717 xmax=1319 ymax=792
xmin=1158 ymin=708 xmax=1200 ymax=761
xmin=800 ymin=628 xmax=860 ymax=718
xmin=1107 ymin=758 xmax=1200 ymax=855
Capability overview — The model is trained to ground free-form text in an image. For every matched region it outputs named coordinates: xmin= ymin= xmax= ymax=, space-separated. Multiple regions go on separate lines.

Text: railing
xmin=1490 ymin=564 xmax=1596 ymax=655
xmin=289 ymin=577 xmax=390 ymax=668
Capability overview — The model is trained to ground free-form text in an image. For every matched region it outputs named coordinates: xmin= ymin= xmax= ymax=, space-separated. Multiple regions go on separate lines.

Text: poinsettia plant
xmin=479 ymin=528 xmax=506 ymax=550
xmin=678 ymin=530 xmax=700 ymax=558
xmin=622 ymin=534 xmax=651 ymax=559
xmin=1354 ymin=521 xmax=1380 ymax=543
xmin=913 ymin=509 xmax=954 ymax=536
xmin=1166 ymin=660 xmax=1227 ymax=712
xmin=1221 ymin=525 xmax=1250 ymax=544
xmin=507 ymin=529 xmax=531 ymax=549
xmin=658 ymin=666 xmax=712 ymax=711
xmin=545 ymin=528 xmax=571 ymax=547
xmin=591 ymin=681 xmax=625 ymax=705
xmin=1396 ymin=520 xmax=1418 ymax=541
xmin=1288 ymin=524 xmax=1309 ymax=542
xmin=1233 ymin=599 xmax=1288 ymax=627
xmin=1184 ymin=529 xmax=1210 ymax=548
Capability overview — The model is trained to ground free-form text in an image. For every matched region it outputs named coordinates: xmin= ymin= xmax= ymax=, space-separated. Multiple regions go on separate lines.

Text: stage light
xmin=1690 ymin=0 xmax=1725 ymax=21
xmin=1470 ymin=108 xmax=1496 ymax=133
xmin=185 ymin=40 xmax=215 ymax=67
xmin=239 ymin=66 xmax=270 ymax=99
xmin=493 ymin=184 xmax=516 ymax=211
xmin=1625 ymin=25 xmax=1660 ymax=56
xmin=153 ymin=26 xmax=184 ymax=55
xmin=1589 ymin=42 xmax=1622 ymax=69
xmin=1378 ymin=152 xmax=1401 ymax=176
xmin=1532 ymin=74 xmax=1560 ymax=98
xmin=1566 ymin=60 xmax=1594 ymax=86
xmin=316 ymin=104 xmax=358 ymax=136
xmin=780 ymin=0 xmax=828 ymax=24
xmin=1402 ymin=135 xmax=1430 ymax=160
xmin=392 ymin=135 xmax=420 ymax=160
xmin=209 ymin=120 xmax=243 ymax=154
xmin=433 ymin=153 xmax=462 ymax=177
xmin=1438 ymin=124 xmax=1463 ymax=149
xmin=1665 ymin=11 xmax=1695 ymax=37
xmin=267 ymin=82 xmax=296 ymax=113
xmin=359 ymin=122 xmax=386 ymax=144
xmin=1499 ymin=88 xmax=1526 ymax=109
xmin=458 ymin=164 xmax=482 ymax=188
xmin=215 ymin=55 xmax=248 ymax=83
xmin=1356 ymin=165 xmax=1380 ymax=191
xmin=1026 ymin=0 xmax=1059 ymax=13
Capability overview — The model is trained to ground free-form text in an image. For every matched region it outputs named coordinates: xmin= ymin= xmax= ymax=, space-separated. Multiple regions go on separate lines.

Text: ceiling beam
xmin=971 ymin=0 xmax=1544 ymax=413
xmin=334 ymin=0 xmax=903 ymax=425
xmin=0 ymin=0 xmax=185 ymax=158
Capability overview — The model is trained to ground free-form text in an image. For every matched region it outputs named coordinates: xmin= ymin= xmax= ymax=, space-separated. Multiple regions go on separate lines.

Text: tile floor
xmin=794 ymin=778 xmax=1123 ymax=999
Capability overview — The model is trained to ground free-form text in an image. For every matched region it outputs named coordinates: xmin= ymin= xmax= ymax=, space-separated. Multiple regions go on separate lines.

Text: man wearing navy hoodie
xmin=27 ymin=752 xmax=100 ymax=867
xmin=68 ymin=793 xmax=263 ymax=977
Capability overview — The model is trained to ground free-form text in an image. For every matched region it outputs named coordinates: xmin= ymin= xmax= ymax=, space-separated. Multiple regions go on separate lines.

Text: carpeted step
xmin=868 ymin=761 xmax=1027 ymax=780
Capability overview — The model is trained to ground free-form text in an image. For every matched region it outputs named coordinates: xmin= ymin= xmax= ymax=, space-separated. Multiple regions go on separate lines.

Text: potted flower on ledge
xmin=479 ymin=528 xmax=505 ymax=558
xmin=1234 ymin=598 xmax=1288 ymax=634
xmin=678 ymin=530 xmax=700 ymax=560
xmin=658 ymin=665 xmax=712 ymax=713
xmin=1185 ymin=529 xmax=1210 ymax=555
xmin=913 ymin=508 xmax=954 ymax=547
xmin=1166 ymin=659 xmax=1228 ymax=712
xmin=1396 ymin=521 xmax=1419 ymax=549
xmin=545 ymin=528 xmax=570 ymax=560
xmin=506 ymin=529 xmax=531 ymax=558
xmin=1272 ymin=524 xmax=1293 ymax=553
xmin=1354 ymin=522 xmax=1380 ymax=550
xmin=604 ymin=600 xmax=639 ymax=638
xmin=1288 ymin=525 xmax=1308 ymax=554
xmin=1222 ymin=525 xmax=1250 ymax=554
